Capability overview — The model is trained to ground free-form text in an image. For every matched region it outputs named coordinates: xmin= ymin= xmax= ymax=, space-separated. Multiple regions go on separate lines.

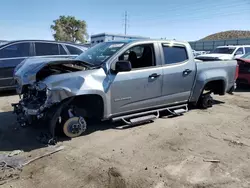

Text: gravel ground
xmin=0 ymin=89 xmax=250 ymax=188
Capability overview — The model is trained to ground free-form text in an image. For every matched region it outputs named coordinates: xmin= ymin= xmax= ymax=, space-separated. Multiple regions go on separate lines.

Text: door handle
xmin=183 ymin=69 xmax=192 ymax=76
xmin=149 ymin=73 xmax=161 ymax=79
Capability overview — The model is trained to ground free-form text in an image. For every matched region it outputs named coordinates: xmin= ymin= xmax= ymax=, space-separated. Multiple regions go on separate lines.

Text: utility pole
xmin=124 ymin=11 xmax=127 ymax=35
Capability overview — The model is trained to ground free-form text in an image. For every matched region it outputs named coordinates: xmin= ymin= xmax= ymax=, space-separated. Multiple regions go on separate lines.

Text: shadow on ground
xmin=0 ymin=98 xmax=228 ymax=152
xmin=0 ymin=110 xmax=118 ymax=151
xmin=0 ymin=111 xmax=48 ymax=152
xmin=235 ymin=86 xmax=250 ymax=92
xmin=213 ymin=99 xmax=225 ymax=105
xmin=0 ymin=90 xmax=17 ymax=97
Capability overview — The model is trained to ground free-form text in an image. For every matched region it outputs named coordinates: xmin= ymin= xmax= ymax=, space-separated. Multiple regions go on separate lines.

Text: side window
xmin=35 ymin=42 xmax=59 ymax=56
xmin=66 ymin=45 xmax=83 ymax=55
xmin=235 ymin=47 xmax=244 ymax=55
xmin=245 ymin=47 xmax=250 ymax=53
xmin=59 ymin=45 xmax=67 ymax=55
xmin=0 ymin=43 xmax=30 ymax=58
xmin=163 ymin=45 xmax=188 ymax=65
xmin=118 ymin=44 xmax=155 ymax=69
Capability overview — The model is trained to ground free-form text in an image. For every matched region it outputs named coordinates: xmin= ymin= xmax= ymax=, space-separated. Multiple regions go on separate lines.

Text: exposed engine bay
xmin=36 ymin=63 xmax=87 ymax=81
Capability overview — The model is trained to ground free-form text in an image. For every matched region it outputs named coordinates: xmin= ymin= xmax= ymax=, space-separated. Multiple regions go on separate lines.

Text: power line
xmin=124 ymin=11 xmax=128 ymax=35
xmin=130 ymin=8 xmax=249 ymax=25
xmin=130 ymin=1 xmax=249 ymax=20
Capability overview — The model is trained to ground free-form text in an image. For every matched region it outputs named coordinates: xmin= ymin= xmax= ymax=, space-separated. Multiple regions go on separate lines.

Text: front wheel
xmin=63 ymin=116 xmax=87 ymax=138
xmin=198 ymin=93 xmax=213 ymax=109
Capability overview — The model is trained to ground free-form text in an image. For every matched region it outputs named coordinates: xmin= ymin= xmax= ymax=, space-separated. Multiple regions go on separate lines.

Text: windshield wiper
xmin=76 ymin=59 xmax=95 ymax=67
xmin=76 ymin=59 xmax=102 ymax=69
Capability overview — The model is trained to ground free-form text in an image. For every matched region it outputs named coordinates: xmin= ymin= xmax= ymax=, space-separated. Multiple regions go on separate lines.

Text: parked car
xmin=192 ymin=50 xmax=208 ymax=57
xmin=236 ymin=52 xmax=250 ymax=87
xmin=196 ymin=45 xmax=250 ymax=61
xmin=12 ymin=39 xmax=238 ymax=141
xmin=0 ymin=40 xmax=88 ymax=91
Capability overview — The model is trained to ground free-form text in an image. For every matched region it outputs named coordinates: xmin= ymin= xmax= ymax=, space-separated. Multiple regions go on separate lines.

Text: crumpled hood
xmin=14 ymin=57 xmax=84 ymax=86
xmin=197 ymin=53 xmax=233 ymax=60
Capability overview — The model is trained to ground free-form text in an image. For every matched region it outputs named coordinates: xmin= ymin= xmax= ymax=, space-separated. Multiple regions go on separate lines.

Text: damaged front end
xmin=12 ymin=82 xmax=51 ymax=127
xmin=12 ymin=58 xmax=95 ymax=140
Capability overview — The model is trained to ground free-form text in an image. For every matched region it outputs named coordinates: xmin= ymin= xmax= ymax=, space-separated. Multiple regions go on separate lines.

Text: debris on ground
xmin=36 ymin=132 xmax=57 ymax=145
xmin=0 ymin=154 xmax=24 ymax=185
xmin=223 ymin=138 xmax=249 ymax=147
xmin=203 ymin=159 xmax=220 ymax=163
xmin=0 ymin=146 xmax=65 ymax=185
xmin=8 ymin=150 xmax=23 ymax=157
xmin=22 ymin=145 xmax=64 ymax=167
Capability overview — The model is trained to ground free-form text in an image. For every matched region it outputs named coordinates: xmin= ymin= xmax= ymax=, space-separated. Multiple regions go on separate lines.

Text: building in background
xmin=90 ymin=33 xmax=149 ymax=45
xmin=189 ymin=38 xmax=250 ymax=52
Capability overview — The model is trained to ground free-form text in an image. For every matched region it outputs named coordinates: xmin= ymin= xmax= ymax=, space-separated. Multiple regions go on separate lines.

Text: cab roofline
xmin=106 ymin=39 xmax=189 ymax=45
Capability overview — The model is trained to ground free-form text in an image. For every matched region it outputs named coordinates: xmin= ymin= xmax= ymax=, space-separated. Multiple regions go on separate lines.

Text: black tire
xmin=198 ymin=93 xmax=213 ymax=109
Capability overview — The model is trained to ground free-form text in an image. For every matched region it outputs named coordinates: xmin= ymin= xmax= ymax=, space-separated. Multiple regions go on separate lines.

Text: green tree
xmin=51 ymin=16 xmax=88 ymax=43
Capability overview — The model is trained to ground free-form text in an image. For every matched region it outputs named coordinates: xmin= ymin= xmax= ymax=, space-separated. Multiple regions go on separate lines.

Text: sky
xmin=0 ymin=0 xmax=249 ymax=41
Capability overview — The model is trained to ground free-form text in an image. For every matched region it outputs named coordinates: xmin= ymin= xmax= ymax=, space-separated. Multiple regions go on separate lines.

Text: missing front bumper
xmin=12 ymin=102 xmax=45 ymax=127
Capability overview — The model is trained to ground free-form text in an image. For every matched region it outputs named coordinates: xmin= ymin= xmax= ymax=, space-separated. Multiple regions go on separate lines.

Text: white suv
xmin=196 ymin=45 xmax=250 ymax=60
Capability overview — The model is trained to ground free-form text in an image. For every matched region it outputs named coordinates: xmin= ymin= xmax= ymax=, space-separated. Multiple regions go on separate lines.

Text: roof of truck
xmin=108 ymin=39 xmax=189 ymax=45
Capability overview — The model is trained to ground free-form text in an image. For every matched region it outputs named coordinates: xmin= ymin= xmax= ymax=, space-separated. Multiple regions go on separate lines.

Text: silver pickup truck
xmin=12 ymin=39 xmax=238 ymax=139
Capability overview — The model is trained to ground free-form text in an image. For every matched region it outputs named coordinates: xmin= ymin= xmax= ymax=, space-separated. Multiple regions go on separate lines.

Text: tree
xmin=51 ymin=16 xmax=88 ymax=43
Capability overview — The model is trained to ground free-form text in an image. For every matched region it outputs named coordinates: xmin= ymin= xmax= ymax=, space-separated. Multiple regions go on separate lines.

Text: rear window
xmin=35 ymin=42 xmax=59 ymax=56
xmin=162 ymin=45 xmax=188 ymax=65
xmin=211 ymin=47 xmax=236 ymax=54
xmin=66 ymin=45 xmax=83 ymax=55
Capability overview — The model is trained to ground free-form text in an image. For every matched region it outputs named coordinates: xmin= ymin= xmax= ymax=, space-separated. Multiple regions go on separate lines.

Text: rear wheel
xmin=198 ymin=93 xmax=213 ymax=109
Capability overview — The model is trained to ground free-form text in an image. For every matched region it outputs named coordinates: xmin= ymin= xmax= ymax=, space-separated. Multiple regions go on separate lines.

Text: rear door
xmin=160 ymin=43 xmax=196 ymax=104
xmin=0 ymin=42 xmax=31 ymax=89
xmin=34 ymin=42 xmax=72 ymax=58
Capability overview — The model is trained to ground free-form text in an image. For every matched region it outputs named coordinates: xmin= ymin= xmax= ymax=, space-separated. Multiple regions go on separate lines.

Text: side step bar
xmin=113 ymin=104 xmax=188 ymax=129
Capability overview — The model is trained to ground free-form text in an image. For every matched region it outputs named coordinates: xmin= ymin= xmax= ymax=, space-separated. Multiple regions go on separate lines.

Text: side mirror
xmin=111 ymin=60 xmax=132 ymax=72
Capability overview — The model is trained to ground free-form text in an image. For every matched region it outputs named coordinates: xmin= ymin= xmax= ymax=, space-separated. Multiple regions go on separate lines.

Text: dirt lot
xmin=0 ymin=89 xmax=250 ymax=188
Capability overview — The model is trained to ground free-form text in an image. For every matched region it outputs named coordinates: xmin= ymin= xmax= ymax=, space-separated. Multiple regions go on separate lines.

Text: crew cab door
xmin=110 ymin=43 xmax=163 ymax=115
xmin=160 ymin=43 xmax=196 ymax=104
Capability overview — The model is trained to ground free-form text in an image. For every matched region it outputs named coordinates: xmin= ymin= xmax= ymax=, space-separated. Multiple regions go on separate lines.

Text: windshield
xmin=210 ymin=47 xmax=236 ymax=54
xmin=241 ymin=52 xmax=250 ymax=59
xmin=76 ymin=42 xmax=127 ymax=66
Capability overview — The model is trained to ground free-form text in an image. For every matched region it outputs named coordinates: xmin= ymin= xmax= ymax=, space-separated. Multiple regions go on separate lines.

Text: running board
xmin=116 ymin=113 xmax=159 ymax=129
xmin=113 ymin=104 xmax=188 ymax=129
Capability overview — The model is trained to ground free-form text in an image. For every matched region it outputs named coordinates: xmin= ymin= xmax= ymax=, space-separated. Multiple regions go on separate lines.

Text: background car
xmin=236 ymin=52 xmax=250 ymax=87
xmin=0 ymin=40 xmax=88 ymax=91
xmin=196 ymin=45 xmax=250 ymax=61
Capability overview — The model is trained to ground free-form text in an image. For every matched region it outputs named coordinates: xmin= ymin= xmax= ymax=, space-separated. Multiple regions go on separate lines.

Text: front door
xmin=0 ymin=42 xmax=31 ymax=89
xmin=160 ymin=43 xmax=196 ymax=104
xmin=110 ymin=43 xmax=163 ymax=115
